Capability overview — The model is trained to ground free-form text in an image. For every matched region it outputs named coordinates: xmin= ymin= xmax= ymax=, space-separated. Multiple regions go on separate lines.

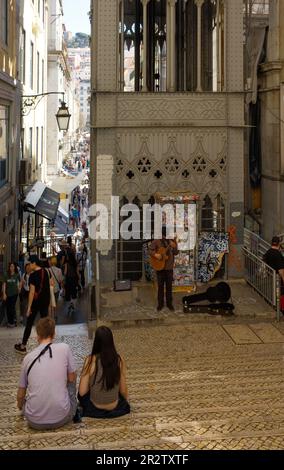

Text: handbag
xmin=50 ymin=285 xmax=56 ymax=308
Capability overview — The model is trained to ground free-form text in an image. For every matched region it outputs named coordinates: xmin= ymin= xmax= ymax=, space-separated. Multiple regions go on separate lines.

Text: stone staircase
xmin=1 ymin=322 xmax=284 ymax=450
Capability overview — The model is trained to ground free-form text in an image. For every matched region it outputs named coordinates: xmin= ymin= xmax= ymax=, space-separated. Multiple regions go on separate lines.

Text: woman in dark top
xmin=2 ymin=262 xmax=20 ymax=327
xmin=78 ymin=326 xmax=130 ymax=419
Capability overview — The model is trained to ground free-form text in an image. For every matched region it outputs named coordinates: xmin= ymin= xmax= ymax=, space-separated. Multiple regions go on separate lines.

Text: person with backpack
xmin=48 ymin=257 xmax=63 ymax=320
xmin=15 ymin=255 xmax=50 ymax=355
xmin=17 ymin=318 xmax=79 ymax=429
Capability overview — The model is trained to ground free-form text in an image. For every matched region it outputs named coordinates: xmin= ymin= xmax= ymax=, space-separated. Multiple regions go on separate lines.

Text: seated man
xmin=17 ymin=317 xmax=78 ymax=430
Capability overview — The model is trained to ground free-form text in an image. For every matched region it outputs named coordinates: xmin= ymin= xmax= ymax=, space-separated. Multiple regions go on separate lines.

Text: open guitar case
xmin=183 ymin=282 xmax=235 ymax=316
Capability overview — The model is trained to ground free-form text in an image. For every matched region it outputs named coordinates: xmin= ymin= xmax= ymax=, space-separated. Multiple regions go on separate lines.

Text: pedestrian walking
xmin=14 ymin=255 xmax=51 ymax=355
xmin=77 ymin=242 xmax=87 ymax=290
xmin=2 ymin=262 xmax=20 ymax=327
xmin=19 ymin=262 xmax=32 ymax=325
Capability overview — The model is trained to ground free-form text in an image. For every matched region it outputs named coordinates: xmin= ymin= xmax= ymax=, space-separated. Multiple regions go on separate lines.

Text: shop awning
xmin=53 ymin=206 xmax=69 ymax=235
xmin=24 ymin=182 xmax=60 ymax=221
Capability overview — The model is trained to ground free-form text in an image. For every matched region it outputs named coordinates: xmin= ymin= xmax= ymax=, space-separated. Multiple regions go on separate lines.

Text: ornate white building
xmin=91 ymin=0 xmax=244 ymax=282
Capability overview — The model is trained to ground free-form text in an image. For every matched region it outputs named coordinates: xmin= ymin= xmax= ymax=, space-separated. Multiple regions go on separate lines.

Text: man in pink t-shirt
xmin=17 ymin=318 xmax=78 ymax=430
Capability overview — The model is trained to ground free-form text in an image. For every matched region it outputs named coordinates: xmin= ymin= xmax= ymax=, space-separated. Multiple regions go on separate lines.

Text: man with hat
xmin=15 ymin=255 xmax=50 ymax=354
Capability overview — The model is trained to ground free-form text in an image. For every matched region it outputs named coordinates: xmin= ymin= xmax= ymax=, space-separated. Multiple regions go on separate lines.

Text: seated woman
xmin=78 ymin=326 xmax=130 ymax=419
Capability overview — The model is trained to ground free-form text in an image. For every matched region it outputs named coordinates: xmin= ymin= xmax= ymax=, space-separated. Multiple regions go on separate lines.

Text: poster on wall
xmin=155 ymin=192 xmax=199 ymax=290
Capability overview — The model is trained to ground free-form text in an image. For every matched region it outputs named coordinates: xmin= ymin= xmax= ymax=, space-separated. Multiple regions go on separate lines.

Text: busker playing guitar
xmin=150 ymin=226 xmax=178 ymax=312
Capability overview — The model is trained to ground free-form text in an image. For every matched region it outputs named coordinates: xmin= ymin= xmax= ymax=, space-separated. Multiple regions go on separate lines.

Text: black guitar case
xmin=183 ymin=282 xmax=235 ymax=316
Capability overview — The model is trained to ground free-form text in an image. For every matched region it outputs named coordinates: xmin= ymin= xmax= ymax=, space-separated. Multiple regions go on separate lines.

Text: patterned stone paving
xmin=0 ymin=321 xmax=284 ymax=450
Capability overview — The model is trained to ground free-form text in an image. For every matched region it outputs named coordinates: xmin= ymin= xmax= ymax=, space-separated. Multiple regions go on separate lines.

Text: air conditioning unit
xmin=19 ymin=159 xmax=32 ymax=185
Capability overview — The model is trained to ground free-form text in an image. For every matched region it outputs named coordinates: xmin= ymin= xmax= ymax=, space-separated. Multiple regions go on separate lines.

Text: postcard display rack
xmin=155 ymin=192 xmax=199 ymax=291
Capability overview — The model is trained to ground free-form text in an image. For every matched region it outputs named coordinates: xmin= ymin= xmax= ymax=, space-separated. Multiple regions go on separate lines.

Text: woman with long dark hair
xmin=78 ymin=326 xmax=130 ymax=418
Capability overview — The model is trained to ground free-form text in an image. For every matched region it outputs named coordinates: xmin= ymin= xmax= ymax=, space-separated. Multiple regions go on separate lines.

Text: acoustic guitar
xmin=150 ymin=244 xmax=171 ymax=271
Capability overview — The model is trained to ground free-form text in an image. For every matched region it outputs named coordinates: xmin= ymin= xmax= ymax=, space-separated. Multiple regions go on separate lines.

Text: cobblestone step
xmin=1 ymin=323 xmax=284 ymax=450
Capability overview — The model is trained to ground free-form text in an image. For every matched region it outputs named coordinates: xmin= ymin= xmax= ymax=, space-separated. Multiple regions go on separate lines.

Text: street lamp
xmin=55 ymin=100 xmax=71 ymax=131
xmin=21 ymin=92 xmax=71 ymax=131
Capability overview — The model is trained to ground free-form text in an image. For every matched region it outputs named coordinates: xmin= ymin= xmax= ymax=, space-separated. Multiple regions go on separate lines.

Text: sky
xmin=62 ymin=0 xmax=90 ymax=34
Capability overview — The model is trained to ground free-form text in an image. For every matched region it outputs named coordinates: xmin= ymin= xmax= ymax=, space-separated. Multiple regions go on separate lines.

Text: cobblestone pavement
xmin=100 ymin=280 xmax=277 ymax=326
xmin=0 ymin=320 xmax=284 ymax=450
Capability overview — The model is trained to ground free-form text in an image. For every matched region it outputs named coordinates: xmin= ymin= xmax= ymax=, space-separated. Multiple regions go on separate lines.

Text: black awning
xmin=53 ymin=206 xmax=69 ymax=235
xmin=24 ymin=183 xmax=60 ymax=221
xmin=35 ymin=187 xmax=60 ymax=221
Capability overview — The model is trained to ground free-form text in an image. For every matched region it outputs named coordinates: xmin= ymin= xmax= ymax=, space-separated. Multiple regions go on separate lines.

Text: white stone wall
xmin=21 ymin=0 xmax=48 ymax=183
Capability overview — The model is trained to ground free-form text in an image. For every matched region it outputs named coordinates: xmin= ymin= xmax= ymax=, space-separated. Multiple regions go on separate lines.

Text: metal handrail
xmin=243 ymin=247 xmax=281 ymax=320
xmin=244 ymin=228 xmax=270 ymax=259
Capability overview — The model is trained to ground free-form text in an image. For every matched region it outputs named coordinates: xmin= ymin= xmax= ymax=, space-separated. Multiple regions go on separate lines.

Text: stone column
xmin=168 ymin=0 xmax=177 ymax=92
xmin=120 ymin=0 xmax=125 ymax=91
xmin=216 ymin=0 xmax=220 ymax=91
xmin=141 ymin=0 xmax=150 ymax=92
xmin=195 ymin=0 xmax=204 ymax=92
xmin=166 ymin=0 xmax=170 ymax=90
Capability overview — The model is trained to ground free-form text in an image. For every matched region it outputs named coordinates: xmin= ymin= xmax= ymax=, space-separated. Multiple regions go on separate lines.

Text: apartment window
xmin=40 ymin=127 xmax=43 ymax=166
xmin=37 ymin=52 xmax=40 ymax=93
xmin=36 ymin=127 xmax=39 ymax=169
xmin=19 ymin=29 xmax=26 ymax=84
xmin=0 ymin=0 xmax=8 ymax=46
xmin=0 ymin=105 xmax=9 ymax=188
xmin=30 ymin=42 xmax=34 ymax=89
xmin=29 ymin=128 xmax=33 ymax=160
xmin=42 ymin=59 xmax=44 ymax=92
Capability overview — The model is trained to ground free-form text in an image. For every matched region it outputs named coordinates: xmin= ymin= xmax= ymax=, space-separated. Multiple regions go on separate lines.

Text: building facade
xmin=46 ymin=3 xmax=81 ymax=175
xmin=19 ymin=0 xmax=48 ymax=184
xmin=255 ymin=0 xmax=284 ymax=241
xmin=0 ymin=0 xmax=21 ymax=271
xmin=91 ymin=0 xmax=244 ymax=283
xmin=68 ymin=47 xmax=91 ymax=128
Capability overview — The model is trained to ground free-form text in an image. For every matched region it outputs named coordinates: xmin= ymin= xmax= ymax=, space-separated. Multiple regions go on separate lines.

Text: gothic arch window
xmin=201 ymin=0 xmax=225 ymax=92
xmin=176 ymin=0 xmax=197 ymax=92
xmin=214 ymin=194 xmax=225 ymax=232
xmin=119 ymin=0 xmax=224 ymax=93
xmin=201 ymin=194 xmax=225 ymax=232
xmin=201 ymin=195 xmax=213 ymax=231
xmin=120 ymin=0 xmax=143 ymax=92
xmin=146 ymin=0 xmax=167 ymax=92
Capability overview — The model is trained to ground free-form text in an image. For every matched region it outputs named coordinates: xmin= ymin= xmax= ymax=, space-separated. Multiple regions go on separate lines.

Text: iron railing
xmin=243 ymin=247 xmax=281 ymax=320
xmin=244 ymin=228 xmax=270 ymax=259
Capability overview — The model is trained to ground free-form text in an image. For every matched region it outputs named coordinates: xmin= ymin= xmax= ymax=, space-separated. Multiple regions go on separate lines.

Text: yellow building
xmin=0 ymin=0 xmax=21 ymax=274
